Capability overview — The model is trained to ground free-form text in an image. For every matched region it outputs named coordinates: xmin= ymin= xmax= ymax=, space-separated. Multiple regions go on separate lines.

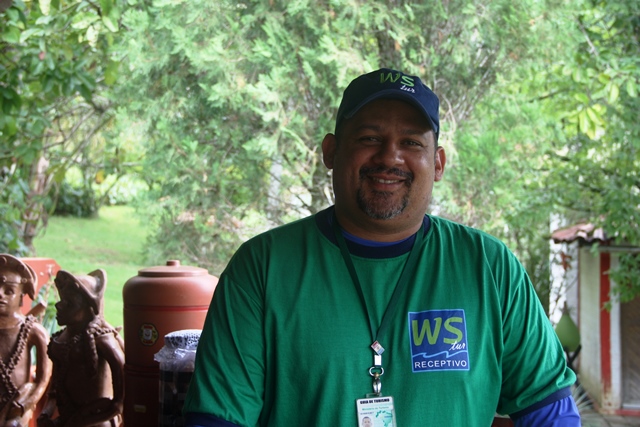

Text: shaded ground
xmin=581 ymin=411 xmax=640 ymax=427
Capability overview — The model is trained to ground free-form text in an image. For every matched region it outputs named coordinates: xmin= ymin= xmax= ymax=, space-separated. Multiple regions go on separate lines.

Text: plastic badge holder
xmin=154 ymin=329 xmax=202 ymax=427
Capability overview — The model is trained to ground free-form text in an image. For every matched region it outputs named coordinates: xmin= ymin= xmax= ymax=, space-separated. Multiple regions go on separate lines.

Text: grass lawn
xmin=33 ymin=205 xmax=149 ymax=328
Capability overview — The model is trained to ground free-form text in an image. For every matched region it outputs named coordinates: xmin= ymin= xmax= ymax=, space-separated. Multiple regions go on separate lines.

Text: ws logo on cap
xmin=379 ymin=71 xmax=415 ymax=88
xmin=408 ymin=309 xmax=470 ymax=372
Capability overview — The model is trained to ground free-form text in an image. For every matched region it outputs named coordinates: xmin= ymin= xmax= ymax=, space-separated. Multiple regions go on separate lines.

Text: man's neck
xmin=333 ymin=208 xmax=423 ymax=242
xmin=341 ymin=227 xmax=412 ymax=247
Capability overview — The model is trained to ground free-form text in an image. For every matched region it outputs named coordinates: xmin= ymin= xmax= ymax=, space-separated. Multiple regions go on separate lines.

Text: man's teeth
xmin=373 ymin=178 xmax=399 ymax=184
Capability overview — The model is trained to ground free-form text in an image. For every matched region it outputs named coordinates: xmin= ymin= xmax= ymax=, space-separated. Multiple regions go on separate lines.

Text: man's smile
xmin=361 ymin=166 xmax=413 ymax=187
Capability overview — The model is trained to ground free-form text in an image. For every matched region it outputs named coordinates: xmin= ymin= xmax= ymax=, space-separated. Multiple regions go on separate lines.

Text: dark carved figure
xmin=37 ymin=270 xmax=124 ymax=427
xmin=0 ymin=254 xmax=52 ymax=427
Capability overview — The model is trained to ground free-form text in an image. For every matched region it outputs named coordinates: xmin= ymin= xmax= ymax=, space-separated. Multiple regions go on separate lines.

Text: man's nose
xmin=372 ymin=141 xmax=403 ymax=166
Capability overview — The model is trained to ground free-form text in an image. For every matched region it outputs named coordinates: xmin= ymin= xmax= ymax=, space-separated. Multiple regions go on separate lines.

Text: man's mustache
xmin=359 ymin=166 xmax=414 ymax=184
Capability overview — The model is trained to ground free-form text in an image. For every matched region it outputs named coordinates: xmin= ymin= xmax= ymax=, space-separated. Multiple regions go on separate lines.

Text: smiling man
xmin=184 ymin=68 xmax=580 ymax=426
xmin=323 ymin=97 xmax=445 ymax=241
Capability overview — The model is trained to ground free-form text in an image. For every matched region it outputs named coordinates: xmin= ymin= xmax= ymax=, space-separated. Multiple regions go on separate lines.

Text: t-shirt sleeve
xmin=512 ymin=394 xmax=581 ymax=426
xmin=183 ymin=260 xmax=265 ymax=426
xmin=495 ymin=247 xmax=576 ymax=415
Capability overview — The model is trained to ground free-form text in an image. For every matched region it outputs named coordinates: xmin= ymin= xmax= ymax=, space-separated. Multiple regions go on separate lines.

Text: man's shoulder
xmin=427 ymin=215 xmax=516 ymax=260
xmin=429 ymin=215 xmax=504 ymax=243
xmin=231 ymin=211 xmax=324 ymax=259
xmin=248 ymin=212 xmax=319 ymax=241
xmin=222 ymin=211 xmax=327 ymax=278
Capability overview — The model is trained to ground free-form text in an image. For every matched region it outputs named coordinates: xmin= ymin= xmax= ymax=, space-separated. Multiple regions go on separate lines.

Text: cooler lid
xmin=137 ymin=260 xmax=208 ymax=277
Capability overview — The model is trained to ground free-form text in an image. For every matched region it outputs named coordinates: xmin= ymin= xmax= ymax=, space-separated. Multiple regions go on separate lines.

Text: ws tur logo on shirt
xmin=408 ymin=309 xmax=470 ymax=372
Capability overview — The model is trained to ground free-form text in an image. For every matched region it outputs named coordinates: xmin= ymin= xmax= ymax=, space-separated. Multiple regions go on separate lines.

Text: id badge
xmin=356 ymin=396 xmax=397 ymax=427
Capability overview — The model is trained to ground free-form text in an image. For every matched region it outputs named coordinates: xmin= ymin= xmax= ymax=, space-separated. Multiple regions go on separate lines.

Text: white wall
xmin=579 ymin=247 xmax=602 ymax=404
xmin=608 ymin=255 xmax=621 ymax=410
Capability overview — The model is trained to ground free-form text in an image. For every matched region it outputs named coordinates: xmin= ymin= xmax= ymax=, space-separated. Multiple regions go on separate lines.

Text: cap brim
xmin=342 ymin=89 xmax=437 ymax=133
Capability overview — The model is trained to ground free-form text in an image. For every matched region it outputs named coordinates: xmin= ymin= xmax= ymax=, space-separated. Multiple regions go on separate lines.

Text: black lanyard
xmin=332 ymin=214 xmax=424 ymax=394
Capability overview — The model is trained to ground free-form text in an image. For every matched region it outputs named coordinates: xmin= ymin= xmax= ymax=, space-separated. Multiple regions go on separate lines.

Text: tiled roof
xmin=551 ymin=223 xmax=608 ymax=244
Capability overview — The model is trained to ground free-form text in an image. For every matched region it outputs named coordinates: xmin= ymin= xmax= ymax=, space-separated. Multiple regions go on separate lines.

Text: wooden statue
xmin=37 ymin=270 xmax=124 ymax=427
xmin=0 ymin=254 xmax=52 ymax=427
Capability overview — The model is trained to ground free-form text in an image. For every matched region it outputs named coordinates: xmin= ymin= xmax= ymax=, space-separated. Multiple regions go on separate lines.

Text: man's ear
xmin=322 ymin=133 xmax=337 ymax=169
xmin=434 ymin=146 xmax=446 ymax=182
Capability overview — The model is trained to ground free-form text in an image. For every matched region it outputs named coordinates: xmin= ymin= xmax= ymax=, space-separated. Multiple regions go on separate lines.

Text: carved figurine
xmin=37 ymin=270 xmax=124 ymax=427
xmin=0 ymin=254 xmax=52 ymax=427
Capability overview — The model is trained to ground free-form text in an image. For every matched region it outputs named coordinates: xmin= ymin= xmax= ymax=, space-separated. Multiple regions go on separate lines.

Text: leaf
xmin=1 ymin=86 xmax=18 ymax=100
xmin=100 ymin=0 xmax=113 ymax=16
xmin=45 ymin=54 xmax=55 ymax=71
xmin=75 ymin=72 xmax=96 ymax=91
xmin=104 ymin=60 xmax=120 ymax=85
xmin=585 ymin=106 xmax=600 ymax=125
xmin=578 ymin=110 xmax=590 ymax=134
xmin=19 ymin=28 xmax=44 ymax=43
xmin=43 ymin=75 xmax=55 ymax=93
xmin=35 ymin=15 xmax=54 ymax=25
xmin=79 ymin=84 xmax=92 ymax=102
xmin=573 ymin=92 xmax=589 ymax=105
xmin=2 ymin=27 xmax=21 ymax=44
xmin=572 ymin=67 xmax=583 ymax=83
xmin=71 ymin=13 xmax=100 ymax=30
xmin=625 ymin=79 xmax=638 ymax=98
xmin=52 ymin=165 xmax=66 ymax=184
xmin=3 ymin=115 xmax=18 ymax=136
xmin=6 ymin=8 xmax=19 ymax=22
xmin=39 ymin=0 xmax=51 ymax=15
xmin=607 ymin=82 xmax=619 ymax=104
xmin=102 ymin=15 xmax=119 ymax=33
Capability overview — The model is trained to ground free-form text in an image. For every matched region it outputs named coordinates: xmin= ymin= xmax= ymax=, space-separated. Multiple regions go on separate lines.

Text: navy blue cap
xmin=335 ymin=68 xmax=440 ymax=138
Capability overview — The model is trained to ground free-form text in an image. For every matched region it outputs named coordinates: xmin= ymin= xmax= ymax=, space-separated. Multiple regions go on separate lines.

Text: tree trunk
xmin=22 ymin=155 xmax=49 ymax=252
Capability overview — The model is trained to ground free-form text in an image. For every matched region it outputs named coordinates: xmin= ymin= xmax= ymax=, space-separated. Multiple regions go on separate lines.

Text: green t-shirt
xmin=184 ymin=208 xmax=575 ymax=426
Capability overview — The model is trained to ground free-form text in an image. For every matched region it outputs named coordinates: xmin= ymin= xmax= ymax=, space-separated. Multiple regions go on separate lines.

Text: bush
xmin=52 ymin=182 xmax=98 ymax=218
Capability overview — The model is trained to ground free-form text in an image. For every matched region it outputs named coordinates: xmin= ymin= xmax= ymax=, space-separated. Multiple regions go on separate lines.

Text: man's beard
xmin=356 ymin=166 xmax=413 ymax=220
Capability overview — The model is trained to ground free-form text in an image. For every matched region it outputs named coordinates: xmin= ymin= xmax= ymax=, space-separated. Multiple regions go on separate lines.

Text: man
xmin=184 ymin=68 xmax=580 ymax=426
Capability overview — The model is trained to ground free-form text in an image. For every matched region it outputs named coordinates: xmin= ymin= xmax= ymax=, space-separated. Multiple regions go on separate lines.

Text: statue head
xmin=54 ymin=269 xmax=106 ymax=317
xmin=0 ymin=254 xmax=37 ymax=299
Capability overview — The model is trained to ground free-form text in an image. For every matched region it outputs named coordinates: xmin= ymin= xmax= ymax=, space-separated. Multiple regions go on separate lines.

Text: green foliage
xmin=539 ymin=0 xmax=640 ymax=300
xmin=116 ymin=0 xmax=566 ymax=274
xmin=6 ymin=0 xmax=638 ymax=303
xmin=0 ymin=0 xmax=134 ymax=253
xmin=51 ymin=181 xmax=99 ymax=217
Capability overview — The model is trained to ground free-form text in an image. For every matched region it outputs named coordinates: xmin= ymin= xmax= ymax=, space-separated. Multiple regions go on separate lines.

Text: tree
xmin=540 ymin=0 xmax=640 ymax=301
xmin=434 ymin=1 xmax=585 ymax=309
xmin=0 ymin=0 xmax=124 ymax=253
xmin=117 ymin=0 xmax=566 ymax=274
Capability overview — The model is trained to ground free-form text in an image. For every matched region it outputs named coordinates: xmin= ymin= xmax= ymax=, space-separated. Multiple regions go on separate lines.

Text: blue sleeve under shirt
xmin=512 ymin=394 xmax=581 ymax=427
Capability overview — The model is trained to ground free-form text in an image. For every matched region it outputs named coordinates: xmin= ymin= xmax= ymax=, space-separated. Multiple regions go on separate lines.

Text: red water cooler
xmin=122 ymin=260 xmax=217 ymax=426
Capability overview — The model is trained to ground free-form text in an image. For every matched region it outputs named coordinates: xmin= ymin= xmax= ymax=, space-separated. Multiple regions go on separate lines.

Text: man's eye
xmin=360 ymin=137 xmax=380 ymax=144
xmin=405 ymin=140 xmax=424 ymax=147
